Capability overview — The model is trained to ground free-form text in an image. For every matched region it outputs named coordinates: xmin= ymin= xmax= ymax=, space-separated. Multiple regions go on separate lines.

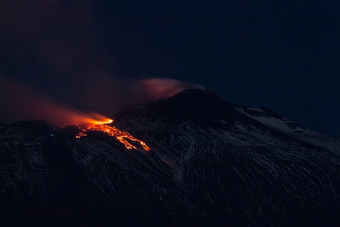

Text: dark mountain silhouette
xmin=1 ymin=89 xmax=339 ymax=226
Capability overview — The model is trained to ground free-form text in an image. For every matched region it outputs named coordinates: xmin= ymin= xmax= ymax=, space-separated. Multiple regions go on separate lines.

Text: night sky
xmin=1 ymin=0 xmax=339 ymax=134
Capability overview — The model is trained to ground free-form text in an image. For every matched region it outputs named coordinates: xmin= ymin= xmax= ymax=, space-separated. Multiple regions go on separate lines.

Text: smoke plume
xmin=0 ymin=0 xmax=199 ymax=125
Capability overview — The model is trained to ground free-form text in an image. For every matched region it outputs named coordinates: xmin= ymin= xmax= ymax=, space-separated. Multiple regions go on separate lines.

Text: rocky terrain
xmin=1 ymin=89 xmax=339 ymax=226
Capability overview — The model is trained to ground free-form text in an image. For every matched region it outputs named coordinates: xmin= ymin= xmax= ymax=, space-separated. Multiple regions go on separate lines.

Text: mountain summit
xmin=114 ymin=89 xmax=236 ymax=122
xmin=1 ymin=90 xmax=339 ymax=226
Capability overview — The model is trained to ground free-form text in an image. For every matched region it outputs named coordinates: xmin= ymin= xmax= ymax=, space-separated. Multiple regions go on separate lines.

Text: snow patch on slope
xmin=237 ymin=107 xmax=312 ymax=135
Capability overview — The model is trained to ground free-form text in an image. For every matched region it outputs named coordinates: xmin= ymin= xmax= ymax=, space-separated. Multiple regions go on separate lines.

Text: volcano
xmin=0 ymin=89 xmax=339 ymax=226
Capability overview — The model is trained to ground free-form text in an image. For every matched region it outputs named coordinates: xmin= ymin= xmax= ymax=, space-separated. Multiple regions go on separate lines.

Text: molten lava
xmin=75 ymin=119 xmax=150 ymax=152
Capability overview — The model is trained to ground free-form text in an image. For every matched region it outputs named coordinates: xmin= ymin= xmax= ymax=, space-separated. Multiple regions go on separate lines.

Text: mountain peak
xmin=114 ymin=89 xmax=236 ymax=123
xmin=2 ymin=89 xmax=340 ymax=226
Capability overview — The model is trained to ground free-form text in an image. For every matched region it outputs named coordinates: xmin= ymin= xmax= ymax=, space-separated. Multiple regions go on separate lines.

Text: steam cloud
xmin=0 ymin=74 xmax=193 ymax=126
xmin=0 ymin=75 xmax=111 ymax=126
xmin=0 ymin=0 xmax=201 ymax=126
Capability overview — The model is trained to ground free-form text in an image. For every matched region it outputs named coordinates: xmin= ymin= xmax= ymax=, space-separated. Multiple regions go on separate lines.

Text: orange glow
xmin=75 ymin=119 xmax=150 ymax=152
xmin=86 ymin=118 xmax=113 ymax=125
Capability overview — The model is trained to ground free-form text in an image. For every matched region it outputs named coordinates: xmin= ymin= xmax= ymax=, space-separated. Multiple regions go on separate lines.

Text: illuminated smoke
xmin=139 ymin=78 xmax=186 ymax=100
xmin=0 ymin=75 xmax=111 ymax=126
xmin=139 ymin=78 xmax=205 ymax=100
xmin=0 ymin=1 xmax=205 ymax=125
xmin=0 ymin=75 xmax=202 ymax=126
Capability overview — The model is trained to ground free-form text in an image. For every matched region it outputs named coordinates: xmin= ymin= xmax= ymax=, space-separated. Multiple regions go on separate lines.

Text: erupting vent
xmin=75 ymin=119 xmax=150 ymax=152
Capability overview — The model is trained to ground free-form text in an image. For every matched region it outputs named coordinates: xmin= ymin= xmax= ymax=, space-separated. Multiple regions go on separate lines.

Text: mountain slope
xmin=1 ymin=89 xmax=339 ymax=226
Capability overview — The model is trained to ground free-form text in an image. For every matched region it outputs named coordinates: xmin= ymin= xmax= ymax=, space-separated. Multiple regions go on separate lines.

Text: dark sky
xmin=1 ymin=0 xmax=339 ymax=134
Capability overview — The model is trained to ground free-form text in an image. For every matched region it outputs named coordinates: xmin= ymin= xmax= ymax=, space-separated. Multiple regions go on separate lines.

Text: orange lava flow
xmin=75 ymin=119 xmax=150 ymax=152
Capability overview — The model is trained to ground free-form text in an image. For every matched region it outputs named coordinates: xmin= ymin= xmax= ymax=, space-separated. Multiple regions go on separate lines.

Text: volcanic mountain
xmin=0 ymin=89 xmax=339 ymax=226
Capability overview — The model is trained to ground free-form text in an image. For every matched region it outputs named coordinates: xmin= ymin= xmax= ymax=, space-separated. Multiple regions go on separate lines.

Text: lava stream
xmin=75 ymin=119 xmax=150 ymax=152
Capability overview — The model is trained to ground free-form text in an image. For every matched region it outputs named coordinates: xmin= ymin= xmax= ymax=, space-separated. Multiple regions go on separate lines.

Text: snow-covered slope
xmin=236 ymin=106 xmax=340 ymax=154
xmin=0 ymin=89 xmax=339 ymax=226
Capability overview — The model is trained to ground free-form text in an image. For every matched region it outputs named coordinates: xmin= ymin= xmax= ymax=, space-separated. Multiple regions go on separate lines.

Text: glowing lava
xmin=75 ymin=119 xmax=150 ymax=152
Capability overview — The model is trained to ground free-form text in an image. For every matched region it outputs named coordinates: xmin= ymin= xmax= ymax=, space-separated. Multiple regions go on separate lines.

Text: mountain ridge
xmin=0 ymin=89 xmax=339 ymax=226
